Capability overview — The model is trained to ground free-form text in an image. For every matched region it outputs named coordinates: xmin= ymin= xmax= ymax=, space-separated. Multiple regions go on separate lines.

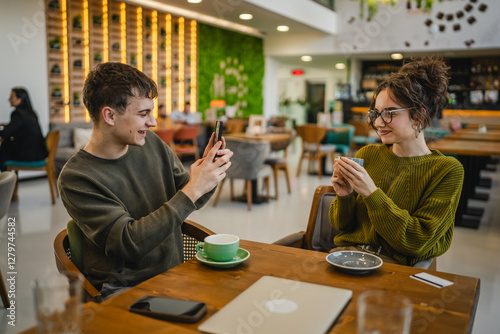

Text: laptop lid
xmin=198 ymin=276 xmax=352 ymax=334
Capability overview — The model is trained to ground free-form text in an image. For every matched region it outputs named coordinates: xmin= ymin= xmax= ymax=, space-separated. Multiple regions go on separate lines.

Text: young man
xmin=58 ymin=62 xmax=232 ymax=297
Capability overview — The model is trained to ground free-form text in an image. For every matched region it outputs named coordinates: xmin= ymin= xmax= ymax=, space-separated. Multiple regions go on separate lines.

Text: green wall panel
xmin=198 ymin=24 xmax=264 ymax=118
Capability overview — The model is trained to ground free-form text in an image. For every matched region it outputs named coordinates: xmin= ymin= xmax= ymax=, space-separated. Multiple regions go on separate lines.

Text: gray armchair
xmin=213 ymin=138 xmax=272 ymax=210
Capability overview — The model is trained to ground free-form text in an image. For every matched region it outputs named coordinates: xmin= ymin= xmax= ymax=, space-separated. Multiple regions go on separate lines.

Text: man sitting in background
xmin=170 ymin=101 xmax=202 ymax=125
xmin=58 ymin=62 xmax=232 ymax=297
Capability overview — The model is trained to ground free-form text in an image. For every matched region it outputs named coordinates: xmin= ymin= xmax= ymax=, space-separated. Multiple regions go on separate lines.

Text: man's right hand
xmin=181 ymin=141 xmax=233 ymax=203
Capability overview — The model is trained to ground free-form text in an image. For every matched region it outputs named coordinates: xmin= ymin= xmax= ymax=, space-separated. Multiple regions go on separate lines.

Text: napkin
xmin=410 ymin=272 xmax=453 ymax=288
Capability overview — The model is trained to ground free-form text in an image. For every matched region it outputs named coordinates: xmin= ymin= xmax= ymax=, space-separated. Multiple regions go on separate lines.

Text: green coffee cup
xmin=196 ymin=234 xmax=240 ymax=262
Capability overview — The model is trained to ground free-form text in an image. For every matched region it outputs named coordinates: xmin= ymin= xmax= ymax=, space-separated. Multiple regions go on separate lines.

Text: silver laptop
xmin=198 ymin=276 xmax=352 ymax=334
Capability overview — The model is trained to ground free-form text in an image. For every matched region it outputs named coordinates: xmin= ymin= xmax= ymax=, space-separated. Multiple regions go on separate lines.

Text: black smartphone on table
xmin=129 ymin=295 xmax=207 ymax=323
xmin=213 ymin=121 xmax=223 ymax=159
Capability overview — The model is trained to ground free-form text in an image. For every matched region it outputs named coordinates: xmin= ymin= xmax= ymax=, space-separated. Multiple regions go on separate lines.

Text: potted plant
xmin=146 ymin=54 xmax=152 ymax=61
xmin=112 ymin=43 xmax=120 ymax=51
xmin=52 ymin=87 xmax=62 ymax=98
xmin=73 ymin=14 xmax=82 ymax=29
xmin=51 ymin=64 xmax=61 ymax=74
xmin=94 ymin=52 xmax=102 ymax=62
xmin=145 ymin=16 xmax=152 ymax=29
xmin=130 ymin=54 xmax=136 ymax=66
xmin=49 ymin=36 xmax=62 ymax=50
xmin=160 ymin=27 xmax=166 ymax=37
xmin=73 ymin=92 xmax=80 ymax=106
xmin=111 ymin=13 xmax=120 ymax=23
xmin=74 ymin=59 xmax=82 ymax=68
xmin=160 ymin=41 xmax=166 ymax=50
xmin=160 ymin=77 xmax=166 ymax=87
xmin=93 ymin=14 xmax=103 ymax=26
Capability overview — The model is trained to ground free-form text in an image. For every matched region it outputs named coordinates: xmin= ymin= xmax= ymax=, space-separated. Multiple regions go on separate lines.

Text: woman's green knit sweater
xmin=329 ymin=144 xmax=464 ymax=266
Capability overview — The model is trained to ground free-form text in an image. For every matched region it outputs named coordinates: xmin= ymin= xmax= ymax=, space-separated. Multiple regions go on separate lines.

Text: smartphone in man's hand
xmin=213 ymin=121 xmax=223 ymax=160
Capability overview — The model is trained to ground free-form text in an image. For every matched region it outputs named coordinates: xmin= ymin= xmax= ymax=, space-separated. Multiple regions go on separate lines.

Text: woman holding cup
xmin=329 ymin=57 xmax=464 ymax=266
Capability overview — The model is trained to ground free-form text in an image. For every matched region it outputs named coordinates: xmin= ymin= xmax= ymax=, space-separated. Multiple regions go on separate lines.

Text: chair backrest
xmin=174 ymin=125 xmax=199 ymax=141
xmin=181 ymin=219 xmax=215 ymax=262
xmin=267 ymin=128 xmax=295 ymax=152
xmin=54 ymin=228 xmax=102 ymax=302
xmin=325 ymin=124 xmax=355 ymax=146
xmin=46 ymin=129 xmax=61 ymax=164
xmin=303 ymin=185 xmax=340 ymax=252
xmin=0 ymin=172 xmax=16 ymax=219
xmin=225 ymin=118 xmax=248 ymax=134
xmin=348 ymin=120 xmax=372 ymax=137
xmin=296 ymin=124 xmax=327 ymax=145
xmin=154 ymin=128 xmax=175 ymax=146
xmin=225 ymin=138 xmax=271 ymax=179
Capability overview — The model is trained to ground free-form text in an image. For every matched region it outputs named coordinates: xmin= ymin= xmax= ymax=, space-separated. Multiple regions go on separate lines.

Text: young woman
xmin=329 ymin=57 xmax=464 ymax=266
xmin=0 ymin=88 xmax=48 ymax=171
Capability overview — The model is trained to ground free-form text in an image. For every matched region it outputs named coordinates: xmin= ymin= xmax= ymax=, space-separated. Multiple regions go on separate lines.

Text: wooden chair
xmin=273 ymin=185 xmax=437 ymax=270
xmin=54 ymin=219 xmax=214 ymax=302
xmin=348 ymin=120 xmax=378 ymax=150
xmin=225 ymin=118 xmax=248 ymax=134
xmin=153 ymin=128 xmax=175 ymax=149
xmin=296 ymin=124 xmax=336 ymax=178
xmin=0 ymin=171 xmax=17 ymax=307
xmin=5 ymin=129 xmax=60 ymax=204
xmin=173 ymin=125 xmax=200 ymax=160
xmin=264 ymin=128 xmax=295 ymax=200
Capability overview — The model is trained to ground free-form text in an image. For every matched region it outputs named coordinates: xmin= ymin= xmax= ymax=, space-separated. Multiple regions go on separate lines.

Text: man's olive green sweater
xmin=58 ymin=132 xmax=214 ymax=291
xmin=329 ymin=144 xmax=464 ymax=266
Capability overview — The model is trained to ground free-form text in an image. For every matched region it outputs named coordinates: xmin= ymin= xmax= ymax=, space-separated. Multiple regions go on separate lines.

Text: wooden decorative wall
xmin=45 ymin=0 xmax=197 ymax=123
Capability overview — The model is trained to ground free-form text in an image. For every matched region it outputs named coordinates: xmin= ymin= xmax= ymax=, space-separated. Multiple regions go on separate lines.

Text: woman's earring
xmin=415 ymin=123 xmax=422 ymax=138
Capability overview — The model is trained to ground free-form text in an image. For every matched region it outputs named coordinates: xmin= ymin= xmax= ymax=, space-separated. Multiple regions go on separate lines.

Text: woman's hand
xmin=331 ymin=158 xmax=353 ymax=197
xmin=332 ymin=157 xmax=377 ymax=198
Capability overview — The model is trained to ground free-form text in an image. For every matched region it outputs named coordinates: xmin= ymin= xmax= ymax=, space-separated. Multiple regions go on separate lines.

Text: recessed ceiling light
xmin=239 ymin=13 xmax=253 ymax=20
xmin=277 ymin=25 xmax=289 ymax=32
xmin=335 ymin=63 xmax=346 ymax=70
xmin=391 ymin=53 xmax=403 ymax=60
xmin=301 ymin=55 xmax=312 ymax=62
xmin=187 ymin=0 xmax=202 ymax=3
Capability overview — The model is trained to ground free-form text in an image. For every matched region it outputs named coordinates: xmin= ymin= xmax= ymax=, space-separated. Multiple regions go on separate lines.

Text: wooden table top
xmin=445 ymin=129 xmax=500 ymax=142
xmin=20 ymin=240 xmax=478 ymax=334
xmin=226 ymin=132 xmax=291 ymax=143
xmin=429 ymin=139 xmax=500 ymax=156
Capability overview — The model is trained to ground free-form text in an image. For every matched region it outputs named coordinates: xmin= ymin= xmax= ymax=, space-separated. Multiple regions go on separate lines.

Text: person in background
xmin=329 ymin=56 xmax=464 ymax=266
xmin=58 ymin=62 xmax=232 ymax=297
xmin=170 ymin=101 xmax=202 ymax=125
xmin=0 ymin=87 xmax=48 ymax=171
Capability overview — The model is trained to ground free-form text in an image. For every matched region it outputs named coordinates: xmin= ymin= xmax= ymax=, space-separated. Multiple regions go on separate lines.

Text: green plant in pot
xmin=130 ymin=53 xmax=136 ymax=66
xmin=49 ymin=36 xmax=62 ymax=50
xmin=52 ymin=87 xmax=62 ymax=98
xmin=93 ymin=14 xmax=103 ymax=26
xmin=94 ymin=52 xmax=102 ymax=62
xmin=73 ymin=14 xmax=82 ymax=29
xmin=73 ymin=92 xmax=80 ymax=106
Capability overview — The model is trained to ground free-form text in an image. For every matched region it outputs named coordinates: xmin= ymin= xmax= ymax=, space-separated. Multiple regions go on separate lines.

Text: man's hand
xmin=181 ymin=139 xmax=232 ymax=203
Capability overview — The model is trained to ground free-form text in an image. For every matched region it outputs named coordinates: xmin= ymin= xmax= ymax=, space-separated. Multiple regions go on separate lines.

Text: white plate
xmin=326 ymin=251 xmax=383 ymax=274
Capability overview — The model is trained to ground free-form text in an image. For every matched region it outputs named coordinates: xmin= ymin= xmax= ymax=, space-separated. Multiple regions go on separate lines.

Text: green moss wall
xmin=198 ymin=24 xmax=264 ymax=117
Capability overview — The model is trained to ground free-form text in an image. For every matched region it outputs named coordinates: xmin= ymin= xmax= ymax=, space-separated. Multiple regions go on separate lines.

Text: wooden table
xmin=445 ymin=129 xmax=500 ymax=142
xmin=429 ymin=139 xmax=500 ymax=228
xmin=226 ymin=132 xmax=291 ymax=143
xmin=23 ymin=241 xmax=480 ymax=334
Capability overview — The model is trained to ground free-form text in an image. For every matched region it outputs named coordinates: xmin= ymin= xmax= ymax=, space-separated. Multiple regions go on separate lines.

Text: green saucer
xmin=196 ymin=248 xmax=250 ymax=268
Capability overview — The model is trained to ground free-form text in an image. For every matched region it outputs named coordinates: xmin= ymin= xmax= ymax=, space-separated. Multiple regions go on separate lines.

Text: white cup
xmin=33 ymin=272 xmax=84 ymax=334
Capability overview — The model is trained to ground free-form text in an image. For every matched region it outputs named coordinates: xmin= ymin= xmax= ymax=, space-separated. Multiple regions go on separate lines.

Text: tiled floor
xmin=1 ymin=139 xmax=499 ymax=333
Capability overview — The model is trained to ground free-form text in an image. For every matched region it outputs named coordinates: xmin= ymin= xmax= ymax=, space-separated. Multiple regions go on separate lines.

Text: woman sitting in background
xmin=0 ymin=87 xmax=47 ymax=171
xmin=329 ymin=57 xmax=464 ymax=266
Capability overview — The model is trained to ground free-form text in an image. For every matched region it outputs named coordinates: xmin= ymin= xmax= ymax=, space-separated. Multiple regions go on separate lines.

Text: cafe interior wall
xmin=0 ymin=0 xmax=49 ymax=136
xmin=333 ymin=0 xmax=500 ymax=55
xmin=198 ymin=23 xmax=264 ymax=119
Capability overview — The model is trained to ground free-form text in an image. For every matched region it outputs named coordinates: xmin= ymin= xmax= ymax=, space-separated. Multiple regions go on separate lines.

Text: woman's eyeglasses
xmin=367 ymin=107 xmax=413 ymax=124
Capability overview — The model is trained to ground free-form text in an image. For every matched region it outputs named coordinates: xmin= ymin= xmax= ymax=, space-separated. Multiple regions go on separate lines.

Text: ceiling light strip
xmin=120 ymin=3 xmax=126 ymax=63
xmin=137 ymin=7 xmax=143 ymax=71
xmin=102 ymin=0 xmax=109 ymax=62
xmin=179 ymin=17 xmax=185 ymax=111
xmin=152 ymin=10 xmax=158 ymax=118
xmin=61 ymin=0 xmax=70 ymax=122
xmin=166 ymin=14 xmax=172 ymax=114
xmin=190 ymin=20 xmax=197 ymax=112
xmin=83 ymin=0 xmax=90 ymax=121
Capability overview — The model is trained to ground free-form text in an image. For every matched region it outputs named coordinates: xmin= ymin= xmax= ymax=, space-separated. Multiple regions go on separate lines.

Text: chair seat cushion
xmin=335 ymin=144 xmax=350 ymax=155
xmin=354 ymin=136 xmax=377 ymax=145
xmin=5 ymin=159 xmax=47 ymax=168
